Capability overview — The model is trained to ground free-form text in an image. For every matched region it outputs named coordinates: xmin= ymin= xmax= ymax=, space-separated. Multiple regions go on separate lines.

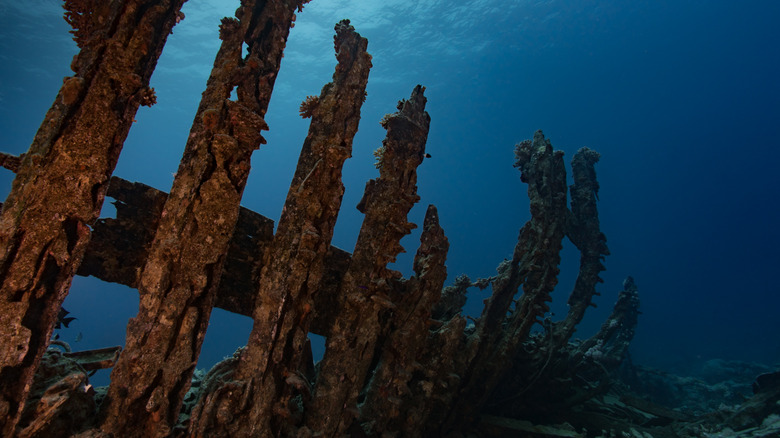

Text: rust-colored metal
xmin=306 ymin=85 xmax=431 ymax=436
xmin=0 ymin=2 xmax=635 ymax=433
xmin=188 ymin=19 xmax=372 ymax=437
xmin=0 ymin=1 xmax=185 ymax=433
xmin=97 ymin=1 xmax=307 ymax=436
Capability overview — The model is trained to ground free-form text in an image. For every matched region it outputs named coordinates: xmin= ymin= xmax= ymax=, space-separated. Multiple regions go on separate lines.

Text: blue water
xmin=1 ymin=0 xmax=778 ymax=387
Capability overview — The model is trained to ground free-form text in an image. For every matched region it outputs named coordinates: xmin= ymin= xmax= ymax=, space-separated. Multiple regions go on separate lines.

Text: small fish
xmin=55 ymin=308 xmax=68 ymax=329
xmin=75 ymin=332 xmax=83 ymax=343
xmin=56 ymin=307 xmax=78 ymax=329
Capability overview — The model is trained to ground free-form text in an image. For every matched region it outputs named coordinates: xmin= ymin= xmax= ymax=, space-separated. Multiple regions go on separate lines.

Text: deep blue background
xmin=1 ymin=0 xmax=778 ymax=385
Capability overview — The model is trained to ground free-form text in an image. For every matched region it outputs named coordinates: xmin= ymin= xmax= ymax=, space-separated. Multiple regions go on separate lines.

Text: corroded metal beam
xmin=95 ymin=2 xmax=315 ymax=434
xmin=306 ymin=85 xmax=431 ymax=436
xmin=0 ymin=1 xmax=186 ymax=433
xmin=188 ymin=19 xmax=373 ymax=437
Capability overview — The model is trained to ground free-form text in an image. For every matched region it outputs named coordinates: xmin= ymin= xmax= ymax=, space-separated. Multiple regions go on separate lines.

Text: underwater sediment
xmin=1 ymin=2 xmax=778 ymax=438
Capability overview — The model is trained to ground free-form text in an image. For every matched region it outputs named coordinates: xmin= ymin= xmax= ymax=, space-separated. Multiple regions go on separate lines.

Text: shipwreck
xmin=3 ymin=1 xmax=778 ymax=437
